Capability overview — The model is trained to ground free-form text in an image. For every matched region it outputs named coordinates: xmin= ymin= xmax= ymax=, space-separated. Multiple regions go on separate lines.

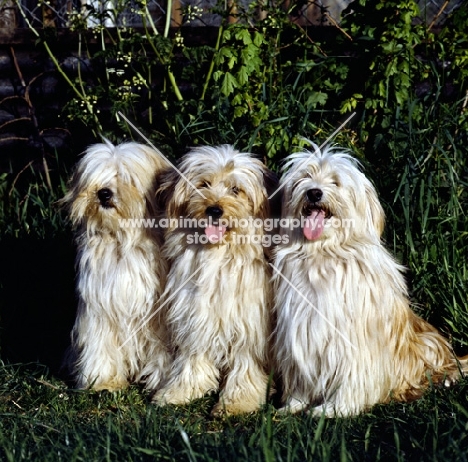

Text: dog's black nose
xmin=306 ymin=188 xmax=323 ymax=203
xmin=205 ymin=205 xmax=224 ymax=219
xmin=97 ymin=188 xmax=113 ymax=207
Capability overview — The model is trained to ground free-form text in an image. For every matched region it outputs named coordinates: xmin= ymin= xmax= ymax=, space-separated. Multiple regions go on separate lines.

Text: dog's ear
xmin=137 ymin=144 xmax=169 ymax=174
xmin=144 ymin=168 xmax=164 ymax=219
xmin=153 ymin=167 xmax=174 ymax=215
xmin=156 ymin=168 xmax=189 ymax=219
xmin=364 ymin=180 xmax=385 ymax=238
xmin=252 ymin=166 xmax=276 ymax=220
xmin=57 ymin=170 xmax=89 ymax=227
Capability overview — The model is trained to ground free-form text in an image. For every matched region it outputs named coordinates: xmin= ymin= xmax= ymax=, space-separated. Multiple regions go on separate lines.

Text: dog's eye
xmin=97 ymin=188 xmax=113 ymax=202
xmin=231 ymin=186 xmax=240 ymax=195
xmin=199 ymin=181 xmax=211 ymax=189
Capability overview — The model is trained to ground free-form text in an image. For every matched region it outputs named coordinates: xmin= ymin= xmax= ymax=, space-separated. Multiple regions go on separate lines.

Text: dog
xmin=153 ymin=145 xmax=275 ymax=414
xmin=61 ymin=139 xmax=170 ymax=391
xmin=272 ymin=143 xmax=466 ymax=417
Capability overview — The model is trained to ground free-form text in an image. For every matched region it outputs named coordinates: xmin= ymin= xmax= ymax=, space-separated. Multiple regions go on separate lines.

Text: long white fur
xmin=62 ymin=140 xmax=170 ymax=391
xmin=273 ymin=143 xmax=465 ymax=417
xmin=153 ymin=145 xmax=273 ymax=415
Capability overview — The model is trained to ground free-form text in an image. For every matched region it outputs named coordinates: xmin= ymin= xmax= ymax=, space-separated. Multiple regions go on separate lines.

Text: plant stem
xmin=43 ymin=41 xmax=102 ymax=132
xmin=164 ymin=0 xmax=172 ymax=38
xmin=42 ymin=41 xmax=85 ymax=101
xmin=16 ymin=0 xmax=102 ymax=132
xmin=168 ymin=69 xmax=184 ymax=101
xmin=77 ymin=33 xmax=87 ymax=100
xmin=144 ymin=21 xmax=183 ymax=101
xmin=201 ymin=25 xmax=224 ymax=101
xmin=145 ymin=6 xmax=159 ymax=36
xmin=148 ymin=65 xmax=153 ymax=124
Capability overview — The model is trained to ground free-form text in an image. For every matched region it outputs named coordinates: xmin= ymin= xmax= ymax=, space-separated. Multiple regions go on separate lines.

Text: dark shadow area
xmin=0 ymin=235 xmax=77 ymax=376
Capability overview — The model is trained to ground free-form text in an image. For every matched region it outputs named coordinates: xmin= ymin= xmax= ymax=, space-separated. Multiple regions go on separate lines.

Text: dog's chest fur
xmin=275 ymin=245 xmax=397 ymax=388
xmin=77 ymin=234 xmax=161 ymax=318
xmin=165 ymin=243 xmax=270 ymax=365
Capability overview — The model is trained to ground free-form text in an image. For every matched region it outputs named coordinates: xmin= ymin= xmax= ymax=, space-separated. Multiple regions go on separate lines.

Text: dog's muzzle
xmin=205 ymin=205 xmax=224 ymax=220
xmin=97 ymin=188 xmax=114 ymax=208
xmin=204 ymin=205 xmax=227 ymax=243
xmin=303 ymin=188 xmax=332 ymax=218
xmin=306 ymin=188 xmax=323 ymax=203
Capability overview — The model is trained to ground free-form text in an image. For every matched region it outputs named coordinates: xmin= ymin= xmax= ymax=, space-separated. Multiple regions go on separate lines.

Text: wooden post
xmin=0 ymin=0 xmax=17 ymax=30
xmin=43 ymin=0 xmax=57 ymax=27
xmin=227 ymin=0 xmax=238 ymax=24
xmin=257 ymin=0 xmax=267 ymax=21
xmin=171 ymin=0 xmax=182 ymax=27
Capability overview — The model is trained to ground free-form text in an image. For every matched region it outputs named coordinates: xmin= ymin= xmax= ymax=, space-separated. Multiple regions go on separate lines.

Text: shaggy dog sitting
xmin=153 ymin=145 xmax=275 ymax=415
xmin=62 ymin=140 xmax=170 ymax=391
xmin=272 ymin=143 xmax=467 ymax=417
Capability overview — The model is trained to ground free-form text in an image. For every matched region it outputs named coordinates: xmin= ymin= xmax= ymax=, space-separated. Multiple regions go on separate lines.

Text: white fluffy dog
xmin=273 ymin=143 xmax=466 ymax=417
xmin=153 ymin=145 xmax=274 ymax=415
xmin=62 ymin=140 xmax=170 ymax=391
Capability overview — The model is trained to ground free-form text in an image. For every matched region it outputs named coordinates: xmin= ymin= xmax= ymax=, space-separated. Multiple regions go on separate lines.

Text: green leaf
xmin=237 ymin=66 xmax=249 ymax=86
xmin=253 ymin=31 xmax=265 ymax=47
xmin=306 ymin=91 xmax=328 ymax=107
xmin=221 ymin=72 xmax=238 ymax=96
xmin=228 ymin=56 xmax=237 ymax=70
xmin=235 ymin=28 xmax=252 ymax=45
xmin=234 ymin=105 xmax=247 ymax=118
xmin=232 ymin=94 xmax=243 ymax=105
xmin=212 ymin=70 xmax=223 ymax=82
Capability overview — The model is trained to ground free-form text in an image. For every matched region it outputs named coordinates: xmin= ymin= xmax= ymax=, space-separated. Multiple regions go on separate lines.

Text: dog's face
xmin=161 ymin=145 xmax=272 ymax=243
xmin=62 ymin=141 xmax=167 ymax=233
xmin=281 ymin=144 xmax=384 ymax=245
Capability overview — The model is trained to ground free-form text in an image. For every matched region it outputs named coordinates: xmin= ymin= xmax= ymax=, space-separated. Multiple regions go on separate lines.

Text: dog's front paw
xmin=309 ymin=402 xmax=355 ymax=418
xmin=92 ymin=377 xmax=129 ymax=392
xmin=277 ymin=397 xmax=309 ymax=414
xmin=211 ymin=400 xmax=260 ymax=416
xmin=152 ymin=386 xmax=202 ymax=406
xmin=152 ymin=388 xmax=183 ymax=406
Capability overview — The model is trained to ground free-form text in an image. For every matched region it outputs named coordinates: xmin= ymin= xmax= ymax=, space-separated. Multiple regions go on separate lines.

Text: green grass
xmin=0 ymin=155 xmax=69 ymax=239
xmin=371 ymin=94 xmax=468 ymax=353
xmin=1 ymin=362 xmax=468 ymax=461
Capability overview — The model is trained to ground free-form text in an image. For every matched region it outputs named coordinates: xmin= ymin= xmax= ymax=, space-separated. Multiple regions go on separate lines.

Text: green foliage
xmin=0 ymin=157 xmax=69 ymax=239
xmin=378 ymin=95 xmax=468 ymax=349
xmin=339 ymin=0 xmax=425 ymax=133
xmin=17 ymin=0 xmax=353 ymax=160
xmin=1 ymin=362 xmax=468 ymax=460
xmin=12 ymin=0 xmax=467 ymax=161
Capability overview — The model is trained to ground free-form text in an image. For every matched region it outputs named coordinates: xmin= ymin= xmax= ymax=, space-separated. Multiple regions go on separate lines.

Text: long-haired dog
xmin=273 ymin=143 xmax=466 ymax=417
xmin=153 ymin=145 xmax=275 ymax=415
xmin=61 ymin=140 xmax=170 ymax=391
